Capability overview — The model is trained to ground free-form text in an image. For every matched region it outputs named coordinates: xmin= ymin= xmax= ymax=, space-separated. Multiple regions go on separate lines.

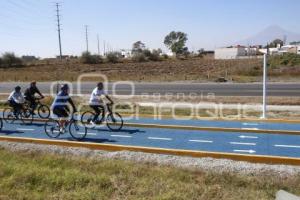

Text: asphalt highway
xmin=1 ymin=82 xmax=300 ymax=96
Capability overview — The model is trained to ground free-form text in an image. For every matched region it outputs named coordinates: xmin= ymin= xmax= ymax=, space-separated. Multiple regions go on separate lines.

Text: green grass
xmin=0 ymin=148 xmax=300 ymax=199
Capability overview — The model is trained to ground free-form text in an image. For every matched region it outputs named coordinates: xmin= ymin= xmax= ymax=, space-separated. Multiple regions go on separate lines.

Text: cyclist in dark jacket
xmin=24 ymin=81 xmax=44 ymax=114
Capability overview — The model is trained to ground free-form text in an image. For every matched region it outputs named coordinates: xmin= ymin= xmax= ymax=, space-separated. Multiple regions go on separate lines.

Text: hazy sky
xmin=0 ymin=0 xmax=299 ymax=58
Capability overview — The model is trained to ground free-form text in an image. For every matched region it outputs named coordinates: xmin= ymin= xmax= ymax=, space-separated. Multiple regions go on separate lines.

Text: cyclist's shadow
xmin=89 ymin=127 xmax=145 ymax=135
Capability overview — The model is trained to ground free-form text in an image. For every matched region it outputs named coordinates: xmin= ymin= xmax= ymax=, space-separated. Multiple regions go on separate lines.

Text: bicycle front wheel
xmin=106 ymin=112 xmax=123 ymax=132
xmin=44 ymin=119 xmax=61 ymax=138
xmin=69 ymin=120 xmax=87 ymax=140
xmin=38 ymin=104 xmax=50 ymax=119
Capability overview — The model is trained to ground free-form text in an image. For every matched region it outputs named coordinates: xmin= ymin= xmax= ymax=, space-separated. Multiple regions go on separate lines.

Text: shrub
xmin=269 ymin=53 xmax=300 ymax=67
xmin=132 ymin=53 xmax=147 ymax=62
xmin=80 ymin=51 xmax=103 ymax=64
xmin=148 ymin=50 xmax=161 ymax=61
xmin=106 ymin=52 xmax=122 ymax=63
xmin=1 ymin=52 xmax=22 ymax=67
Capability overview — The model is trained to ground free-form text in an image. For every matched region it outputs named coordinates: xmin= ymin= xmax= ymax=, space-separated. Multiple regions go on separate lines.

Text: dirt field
xmin=1 ymin=57 xmax=299 ymax=82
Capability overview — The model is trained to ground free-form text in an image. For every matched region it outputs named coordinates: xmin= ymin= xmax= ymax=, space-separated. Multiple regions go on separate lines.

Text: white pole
xmin=262 ymin=53 xmax=267 ymax=119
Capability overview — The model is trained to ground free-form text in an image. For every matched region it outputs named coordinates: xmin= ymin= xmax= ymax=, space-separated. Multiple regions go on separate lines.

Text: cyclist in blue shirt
xmin=51 ymin=84 xmax=77 ymax=130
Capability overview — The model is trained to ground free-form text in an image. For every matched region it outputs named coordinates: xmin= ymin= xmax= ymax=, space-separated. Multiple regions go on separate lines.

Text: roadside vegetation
xmin=0 ymin=148 xmax=299 ymax=199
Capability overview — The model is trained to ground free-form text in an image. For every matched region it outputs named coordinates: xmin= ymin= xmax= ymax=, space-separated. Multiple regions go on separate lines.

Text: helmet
xmin=61 ymin=84 xmax=69 ymax=91
xmin=15 ymin=86 xmax=21 ymax=91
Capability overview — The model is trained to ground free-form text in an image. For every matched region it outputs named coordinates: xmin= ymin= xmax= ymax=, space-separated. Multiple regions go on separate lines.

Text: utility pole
xmin=97 ymin=34 xmax=100 ymax=55
xmin=85 ymin=25 xmax=89 ymax=52
xmin=55 ymin=3 xmax=62 ymax=60
xmin=103 ymin=40 xmax=106 ymax=56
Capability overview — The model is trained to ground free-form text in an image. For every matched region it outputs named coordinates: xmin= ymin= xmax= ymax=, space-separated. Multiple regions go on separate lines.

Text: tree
xmin=1 ymin=52 xmax=22 ymax=67
xmin=132 ymin=41 xmax=146 ymax=55
xmin=269 ymin=39 xmax=284 ymax=48
xmin=164 ymin=31 xmax=188 ymax=55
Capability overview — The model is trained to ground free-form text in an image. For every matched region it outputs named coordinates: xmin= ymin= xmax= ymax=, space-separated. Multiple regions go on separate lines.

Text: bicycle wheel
xmin=0 ymin=118 xmax=3 ymax=131
xmin=81 ymin=111 xmax=95 ymax=125
xmin=37 ymin=104 xmax=50 ymax=119
xmin=69 ymin=120 xmax=87 ymax=140
xmin=20 ymin=109 xmax=33 ymax=125
xmin=44 ymin=119 xmax=61 ymax=138
xmin=3 ymin=108 xmax=15 ymax=124
xmin=106 ymin=112 xmax=123 ymax=132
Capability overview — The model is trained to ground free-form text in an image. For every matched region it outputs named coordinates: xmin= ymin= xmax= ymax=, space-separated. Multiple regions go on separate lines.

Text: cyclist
xmin=89 ymin=82 xmax=113 ymax=125
xmin=51 ymin=84 xmax=77 ymax=131
xmin=24 ymin=81 xmax=44 ymax=115
xmin=8 ymin=86 xmax=25 ymax=116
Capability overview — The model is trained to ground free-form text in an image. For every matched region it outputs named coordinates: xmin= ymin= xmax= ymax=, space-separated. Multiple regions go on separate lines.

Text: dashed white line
xmin=239 ymin=135 xmax=258 ymax=139
xmin=274 ymin=145 xmax=300 ymax=149
xmin=189 ymin=140 xmax=213 ymax=143
xmin=111 ymin=135 xmax=132 ymax=138
xmin=148 ymin=137 xmax=172 ymax=141
xmin=16 ymin=128 xmax=35 ymax=131
xmin=233 ymin=149 xmax=256 ymax=154
xmin=242 ymin=123 xmax=259 ymax=126
xmin=230 ymin=142 xmax=256 ymax=146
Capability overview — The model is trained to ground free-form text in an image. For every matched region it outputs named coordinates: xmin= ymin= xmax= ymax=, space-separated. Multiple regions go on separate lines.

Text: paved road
xmin=1 ymin=117 xmax=300 ymax=158
xmin=0 ymin=82 xmax=300 ymax=96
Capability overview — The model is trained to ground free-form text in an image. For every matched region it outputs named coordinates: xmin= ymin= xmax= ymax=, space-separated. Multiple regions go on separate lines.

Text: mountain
xmin=236 ymin=25 xmax=300 ymax=46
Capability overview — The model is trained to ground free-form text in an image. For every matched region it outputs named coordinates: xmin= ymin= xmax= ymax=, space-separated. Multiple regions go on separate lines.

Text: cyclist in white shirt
xmin=8 ymin=86 xmax=25 ymax=116
xmin=89 ymin=82 xmax=113 ymax=124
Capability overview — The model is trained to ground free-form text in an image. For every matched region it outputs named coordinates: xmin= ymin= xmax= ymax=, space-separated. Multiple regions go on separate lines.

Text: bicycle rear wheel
xmin=44 ymin=119 xmax=61 ymax=138
xmin=106 ymin=112 xmax=123 ymax=132
xmin=38 ymin=104 xmax=50 ymax=119
xmin=3 ymin=108 xmax=15 ymax=124
xmin=69 ymin=120 xmax=87 ymax=140
xmin=21 ymin=109 xmax=33 ymax=125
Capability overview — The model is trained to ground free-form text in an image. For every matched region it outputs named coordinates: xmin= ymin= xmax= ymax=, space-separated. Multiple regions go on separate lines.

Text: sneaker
xmin=90 ymin=121 xmax=96 ymax=126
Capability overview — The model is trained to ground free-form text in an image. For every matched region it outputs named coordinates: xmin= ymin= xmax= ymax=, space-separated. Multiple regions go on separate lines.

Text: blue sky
xmin=0 ymin=0 xmax=299 ymax=58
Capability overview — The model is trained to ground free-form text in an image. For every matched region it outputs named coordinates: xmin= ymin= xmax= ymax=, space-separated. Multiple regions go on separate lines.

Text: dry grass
xmin=0 ymin=148 xmax=299 ymax=199
xmin=0 ymin=57 xmax=271 ymax=82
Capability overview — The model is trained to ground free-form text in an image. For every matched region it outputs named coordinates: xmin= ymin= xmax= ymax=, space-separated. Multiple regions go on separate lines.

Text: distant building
xmin=214 ymin=46 xmax=246 ymax=59
xmin=56 ymin=55 xmax=70 ymax=59
xmin=120 ymin=49 xmax=132 ymax=58
xmin=22 ymin=55 xmax=38 ymax=62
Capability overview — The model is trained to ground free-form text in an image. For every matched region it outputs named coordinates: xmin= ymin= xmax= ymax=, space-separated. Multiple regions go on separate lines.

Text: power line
xmin=85 ymin=25 xmax=89 ymax=52
xmin=55 ymin=2 xmax=62 ymax=60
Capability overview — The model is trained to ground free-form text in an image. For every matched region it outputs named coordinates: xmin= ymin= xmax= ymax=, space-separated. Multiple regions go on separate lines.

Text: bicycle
xmin=81 ymin=103 xmax=123 ymax=131
xmin=3 ymin=105 xmax=33 ymax=125
xmin=44 ymin=112 xmax=87 ymax=140
xmin=24 ymin=97 xmax=50 ymax=119
xmin=0 ymin=118 xmax=3 ymax=131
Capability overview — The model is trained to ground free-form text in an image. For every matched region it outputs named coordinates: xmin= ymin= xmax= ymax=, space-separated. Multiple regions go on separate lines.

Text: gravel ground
xmin=0 ymin=141 xmax=300 ymax=177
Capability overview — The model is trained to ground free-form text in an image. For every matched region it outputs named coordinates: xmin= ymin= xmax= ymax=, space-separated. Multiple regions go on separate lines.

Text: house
xmin=120 ymin=49 xmax=132 ymax=58
xmin=214 ymin=46 xmax=246 ymax=59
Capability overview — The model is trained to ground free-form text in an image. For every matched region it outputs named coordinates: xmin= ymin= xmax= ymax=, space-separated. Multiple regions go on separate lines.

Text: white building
xmin=214 ymin=47 xmax=246 ymax=59
xmin=120 ymin=49 xmax=132 ymax=58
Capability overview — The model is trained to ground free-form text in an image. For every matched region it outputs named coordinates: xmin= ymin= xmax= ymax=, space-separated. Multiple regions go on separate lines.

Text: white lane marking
xmin=274 ymin=145 xmax=300 ymax=149
xmin=189 ymin=140 xmax=213 ymax=143
xmin=148 ymin=137 xmax=172 ymax=141
xmin=242 ymin=123 xmax=259 ymax=126
xmin=16 ymin=128 xmax=35 ymax=131
xmin=239 ymin=135 xmax=258 ymax=139
xmin=111 ymin=135 xmax=132 ymax=138
xmin=230 ymin=142 xmax=256 ymax=146
xmin=233 ymin=149 xmax=256 ymax=154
